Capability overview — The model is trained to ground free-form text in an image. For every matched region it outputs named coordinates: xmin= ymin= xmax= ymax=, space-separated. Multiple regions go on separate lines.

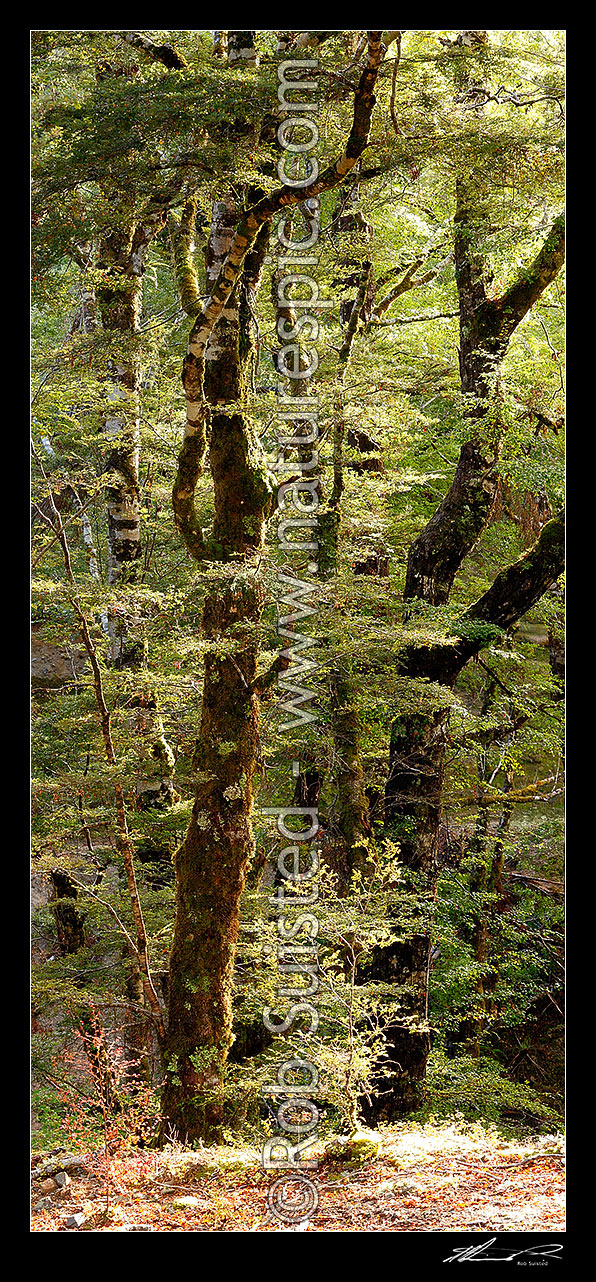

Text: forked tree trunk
xmin=404 ymin=185 xmax=564 ymax=608
xmin=369 ymin=513 xmax=565 ymax=1117
xmin=369 ymin=154 xmax=564 ymax=1116
xmin=161 ymin=190 xmax=273 ymax=1143
xmin=162 ymin=32 xmax=386 ymax=1142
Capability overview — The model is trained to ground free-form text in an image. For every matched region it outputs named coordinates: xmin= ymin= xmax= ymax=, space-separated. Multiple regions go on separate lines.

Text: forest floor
xmin=31 ymin=1120 xmax=565 ymax=1232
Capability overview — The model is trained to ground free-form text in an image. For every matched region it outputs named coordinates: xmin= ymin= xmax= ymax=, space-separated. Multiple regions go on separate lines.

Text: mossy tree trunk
xmin=96 ymin=207 xmax=166 ymax=598
xmin=50 ymin=869 xmax=87 ymax=955
xmin=370 ymin=150 xmax=564 ymax=1117
xmin=160 ymin=577 xmax=265 ymax=1140
xmin=404 ymin=184 xmax=564 ymax=608
xmin=161 ymin=188 xmax=273 ymax=1142
xmin=369 ymin=514 xmax=565 ymax=1118
xmin=162 ymin=32 xmax=386 ymax=1142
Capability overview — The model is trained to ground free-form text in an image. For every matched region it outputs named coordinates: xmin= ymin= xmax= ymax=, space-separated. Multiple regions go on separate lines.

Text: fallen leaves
xmin=31 ymin=1122 xmax=565 ymax=1233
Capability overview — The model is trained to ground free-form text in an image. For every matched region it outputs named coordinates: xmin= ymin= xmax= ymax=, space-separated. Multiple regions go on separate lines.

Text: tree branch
xmin=172 ymin=31 xmax=385 ymax=558
xmin=495 ymin=213 xmax=565 ymax=342
xmin=461 ymin=508 xmax=565 ymax=637
xmin=168 ymin=193 xmax=202 ymax=316
xmin=401 ymin=510 xmax=565 ymax=686
xmin=372 ymin=263 xmax=438 ymax=320
xmin=186 ymin=31 xmax=383 ymax=364
xmin=115 ymin=30 xmax=188 ymax=70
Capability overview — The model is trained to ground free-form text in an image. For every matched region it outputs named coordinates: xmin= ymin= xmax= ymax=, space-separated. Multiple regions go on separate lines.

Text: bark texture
xmin=404 ymin=187 xmax=564 ymax=607
xmin=97 ymin=207 xmax=166 ymax=594
xmin=160 ymin=580 xmax=263 ymax=1140
xmin=162 ymin=31 xmax=388 ymax=1142
xmin=161 ymin=191 xmax=272 ymax=1143
xmin=370 ymin=512 xmax=565 ymax=1117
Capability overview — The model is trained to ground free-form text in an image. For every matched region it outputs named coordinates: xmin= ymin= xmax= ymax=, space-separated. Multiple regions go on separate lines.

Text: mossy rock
xmin=348 ymin=1128 xmax=382 ymax=1159
xmin=326 ymin=1128 xmax=382 ymax=1165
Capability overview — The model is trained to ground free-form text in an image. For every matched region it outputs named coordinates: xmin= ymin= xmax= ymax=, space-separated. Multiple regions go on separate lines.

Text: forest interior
xmin=30 ymin=28 xmax=565 ymax=1238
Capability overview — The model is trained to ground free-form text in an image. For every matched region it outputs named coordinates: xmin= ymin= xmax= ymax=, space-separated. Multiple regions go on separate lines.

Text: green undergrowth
xmin=414 ymin=1048 xmax=563 ymax=1137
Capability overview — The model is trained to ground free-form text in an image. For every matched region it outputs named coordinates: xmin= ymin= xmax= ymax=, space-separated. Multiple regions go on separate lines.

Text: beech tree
xmin=161 ymin=29 xmax=387 ymax=1142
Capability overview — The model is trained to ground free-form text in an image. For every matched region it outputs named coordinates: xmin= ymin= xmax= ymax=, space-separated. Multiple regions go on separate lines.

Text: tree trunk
xmin=458 ymin=783 xmax=514 ymax=1054
xmin=162 ymin=32 xmax=386 ymax=1142
xmin=161 ymin=191 xmax=273 ymax=1143
xmin=327 ymin=664 xmax=372 ymax=891
xmin=97 ymin=221 xmax=144 ymax=594
xmin=160 ymin=578 xmax=263 ymax=1141
xmin=369 ymin=513 xmax=565 ymax=1117
xmin=372 ymin=157 xmax=564 ymax=1116
xmin=50 ymin=869 xmax=87 ymax=955
xmin=362 ymin=706 xmax=447 ymax=1116
xmin=97 ymin=206 xmax=177 ymax=808
xmin=404 ymin=185 xmax=564 ymax=608
xmin=96 ymin=205 xmax=167 ymax=654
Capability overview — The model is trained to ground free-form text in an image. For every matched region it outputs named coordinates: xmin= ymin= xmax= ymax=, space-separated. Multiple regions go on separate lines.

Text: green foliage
xmin=420 ymin=1049 xmax=562 ymax=1134
xmin=30 ymin=28 xmax=564 ymax=1155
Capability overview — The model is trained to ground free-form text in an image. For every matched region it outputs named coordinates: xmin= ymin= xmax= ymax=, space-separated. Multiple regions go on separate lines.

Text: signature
xmin=444 ymin=1238 xmax=563 ymax=1263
